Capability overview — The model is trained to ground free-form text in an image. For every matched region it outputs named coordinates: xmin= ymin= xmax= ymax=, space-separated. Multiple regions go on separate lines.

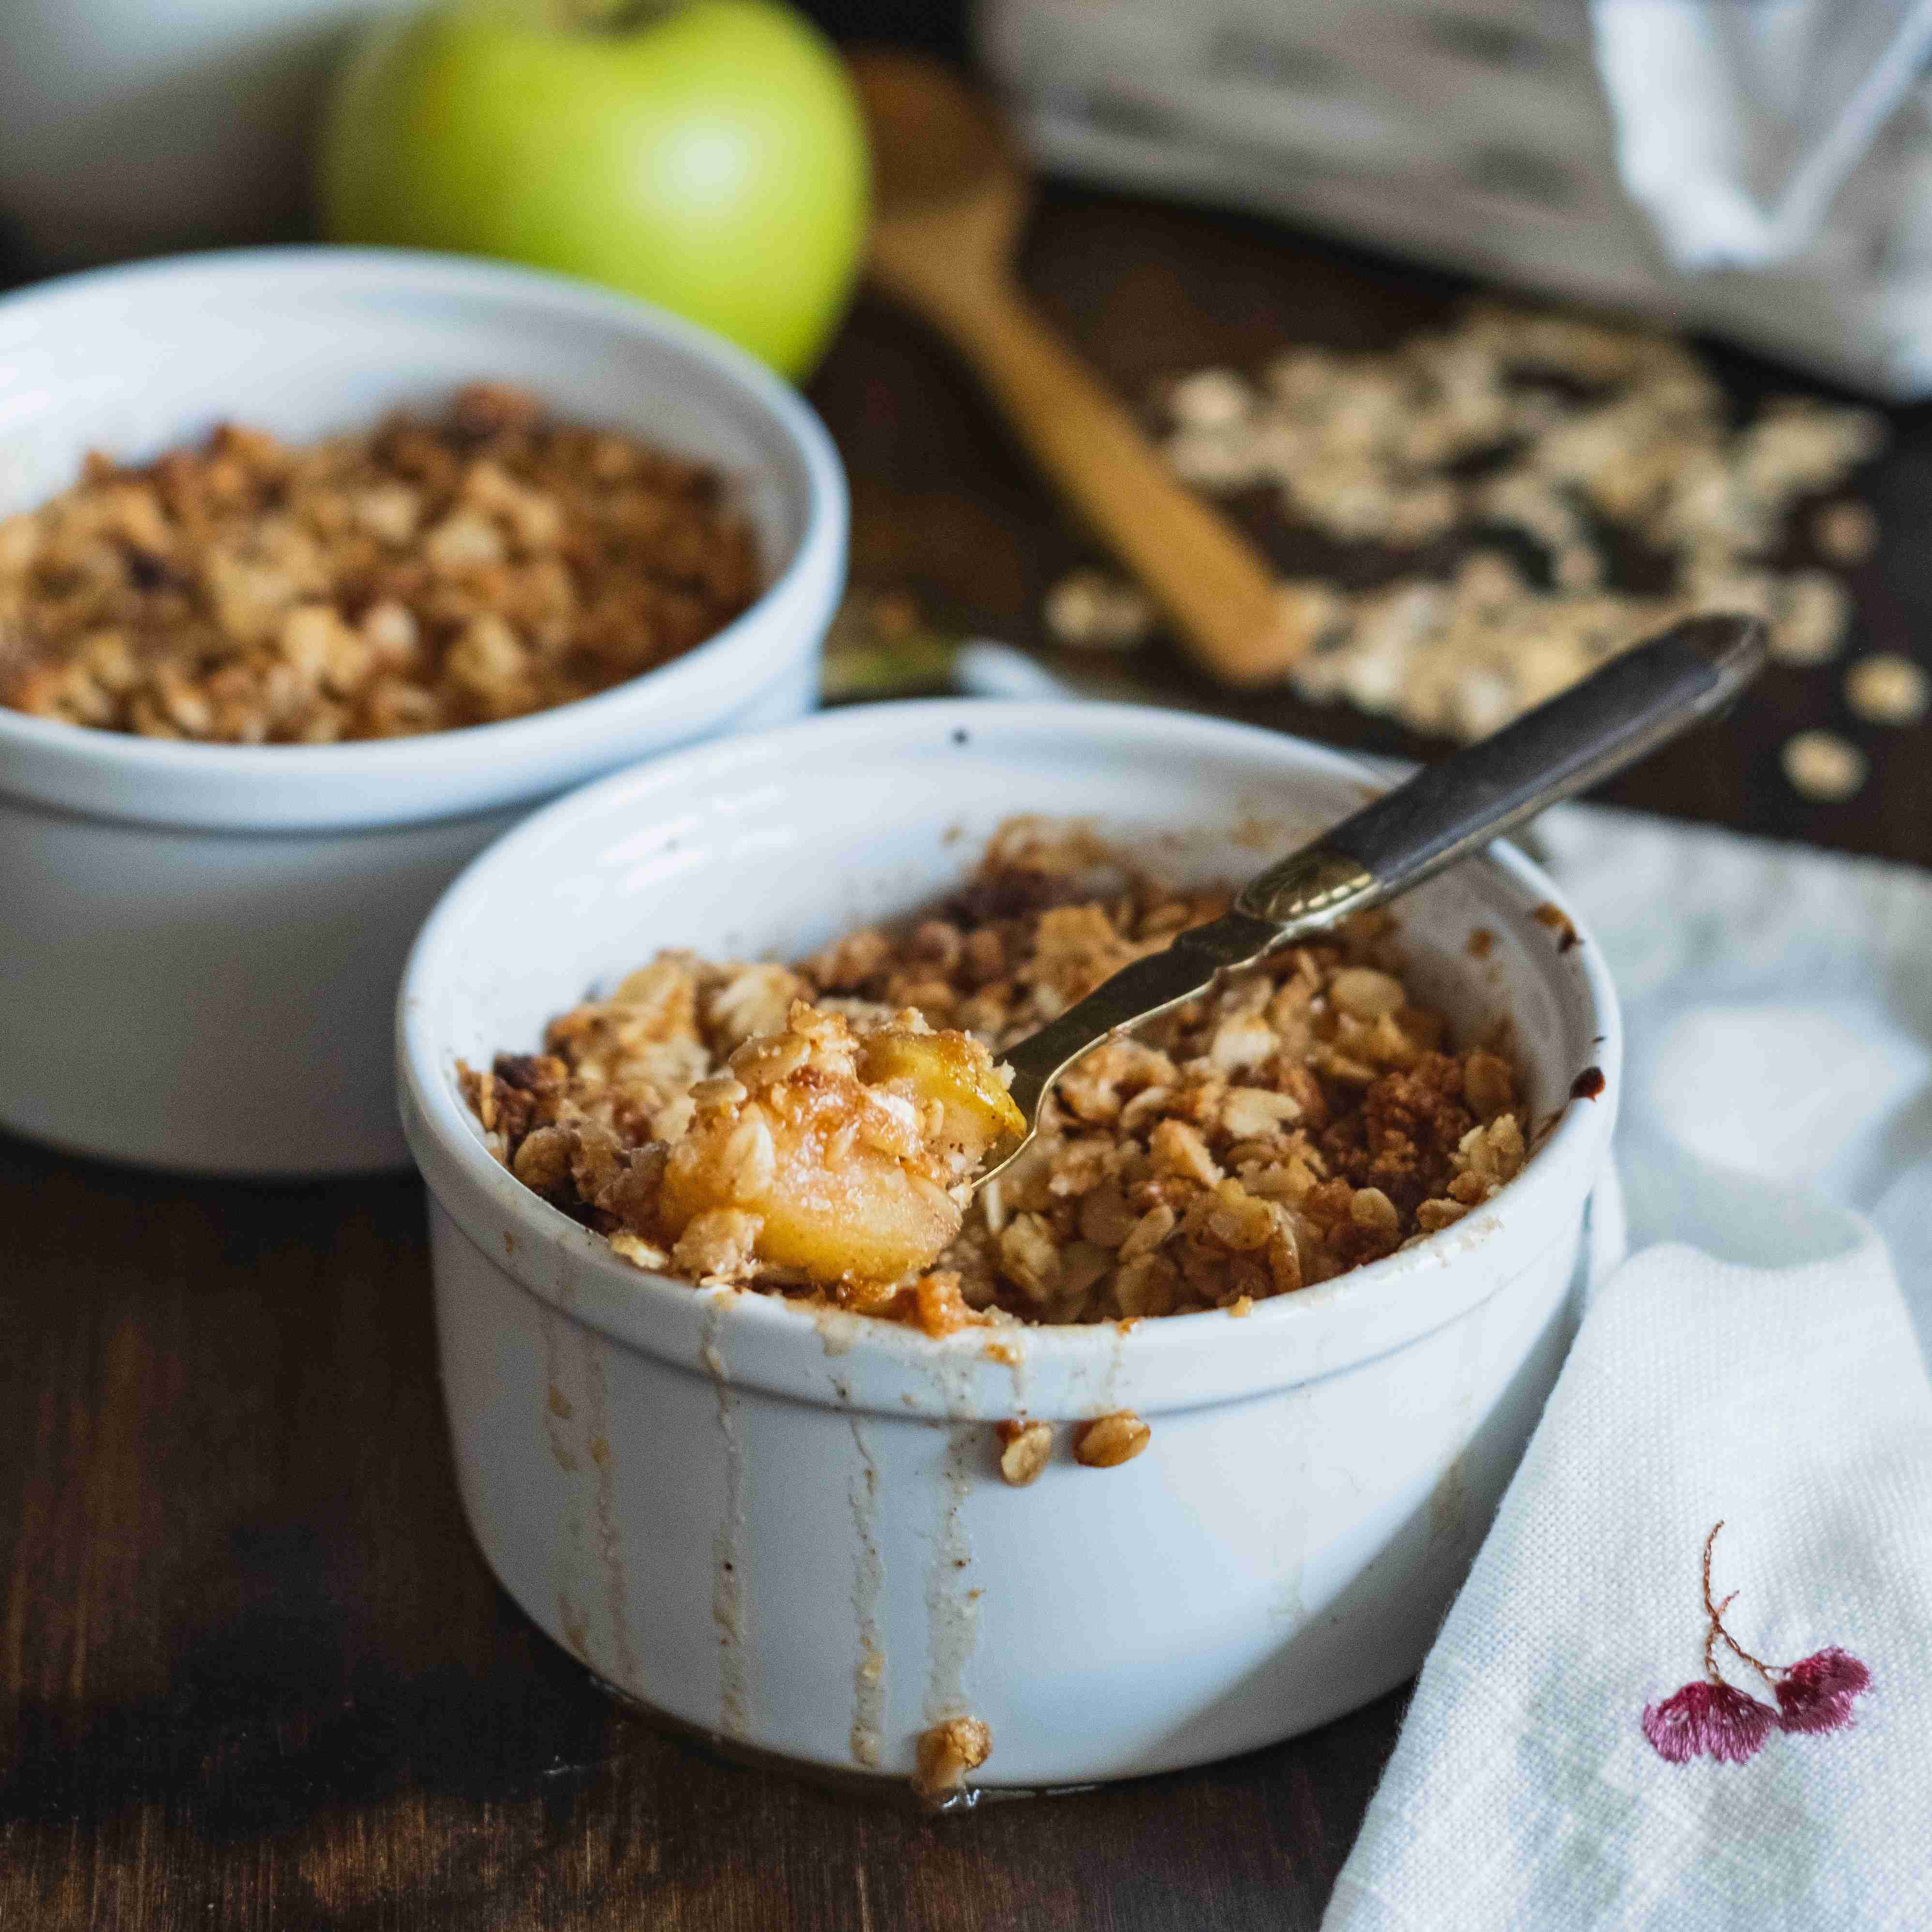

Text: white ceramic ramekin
xmin=0 ymin=249 xmax=845 ymax=1175
xmin=398 ymin=702 xmax=1621 ymax=1794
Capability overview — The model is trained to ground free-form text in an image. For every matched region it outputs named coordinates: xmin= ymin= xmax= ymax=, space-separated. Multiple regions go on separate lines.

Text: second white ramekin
xmin=0 ymin=249 xmax=846 ymax=1175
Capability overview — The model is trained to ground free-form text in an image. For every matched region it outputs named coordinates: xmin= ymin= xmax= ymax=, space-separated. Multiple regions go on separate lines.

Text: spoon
xmin=975 ymin=612 xmax=1766 ymax=1189
xmin=849 ymin=51 xmax=1303 ymax=688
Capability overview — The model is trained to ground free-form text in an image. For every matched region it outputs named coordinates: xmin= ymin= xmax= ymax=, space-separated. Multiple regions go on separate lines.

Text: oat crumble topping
xmin=461 ymin=824 xmax=1530 ymax=1334
xmin=0 ymin=383 xmax=758 ymax=743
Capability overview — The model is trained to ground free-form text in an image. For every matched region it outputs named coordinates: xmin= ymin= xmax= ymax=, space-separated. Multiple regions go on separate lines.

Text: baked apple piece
xmin=657 ymin=1001 xmax=1022 ymax=1287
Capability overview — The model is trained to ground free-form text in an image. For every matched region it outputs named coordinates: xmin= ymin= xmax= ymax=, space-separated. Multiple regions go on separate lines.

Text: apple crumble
xmin=0 ymin=383 xmax=758 ymax=743
xmin=462 ymin=825 xmax=1530 ymax=1331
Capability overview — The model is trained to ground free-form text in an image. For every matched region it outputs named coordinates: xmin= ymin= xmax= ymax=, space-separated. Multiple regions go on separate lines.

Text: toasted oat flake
xmin=1330 ymin=967 xmax=1407 ymax=1022
xmin=912 ymin=1716 xmax=992 ymax=1802
xmin=1844 ymin=654 xmax=1928 ymax=726
xmin=1073 ymin=1411 xmax=1152 ymax=1468
xmin=1043 ymin=568 xmax=1153 ymax=651
xmin=1781 ymin=729 xmax=1867 ymax=802
xmin=995 ymin=1419 xmax=1053 ymax=1486
xmin=1766 ymin=573 xmax=1850 ymax=667
xmin=1813 ymin=500 xmax=1878 ymax=565
xmin=607 ymin=1231 xmax=670 ymax=1273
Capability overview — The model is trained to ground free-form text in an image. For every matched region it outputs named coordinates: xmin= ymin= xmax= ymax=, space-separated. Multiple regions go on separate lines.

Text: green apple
xmin=318 ymin=0 xmax=868 ymax=377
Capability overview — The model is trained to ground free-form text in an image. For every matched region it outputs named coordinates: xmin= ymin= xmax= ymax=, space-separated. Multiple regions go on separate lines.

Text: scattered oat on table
xmin=1813 ymin=500 xmax=1879 ymax=565
xmin=1782 ymin=729 xmax=1869 ymax=802
xmin=1145 ymin=304 xmax=1885 ymax=738
xmin=1043 ymin=567 xmax=1154 ymax=651
xmin=1073 ymin=1411 xmax=1152 ymax=1468
xmin=1759 ymin=572 xmax=1851 ymax=666
xmin=0 ymin=383 xmax=758 ymax=743
xmin=1167 ymin=367 xmax=1257 ymax=433
xmin=1844 ymin=654 xmax=1929 ymax=727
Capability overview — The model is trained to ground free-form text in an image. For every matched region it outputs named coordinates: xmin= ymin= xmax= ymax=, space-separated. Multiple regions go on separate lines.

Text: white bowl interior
xmin=0 ymin=251 xmax=807 ymax=586
xmin=422 ymin=706 xmax=1600 ymax=1155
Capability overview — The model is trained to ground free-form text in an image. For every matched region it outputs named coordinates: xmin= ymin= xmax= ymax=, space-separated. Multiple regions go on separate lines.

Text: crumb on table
xmin=1782 ymin=729 xmax=1868 ymax=802
xmin=1844 ymin=654 xmax=1928 ymax=727
xmin=1042 ymin=568 xmax=1154 ymax=651
xmin=912 ymin=1716 xmax=992 ymax=1804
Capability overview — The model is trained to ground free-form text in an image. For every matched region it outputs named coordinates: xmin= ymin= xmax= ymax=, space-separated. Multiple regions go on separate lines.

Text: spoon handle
xmin=920 ymin=281 xmax=1302 ymax=688
xmin=984 ymin=614 xmax=1764 ymax=1180
xmin=1234 ymin=612 xmax=1765 ymax=927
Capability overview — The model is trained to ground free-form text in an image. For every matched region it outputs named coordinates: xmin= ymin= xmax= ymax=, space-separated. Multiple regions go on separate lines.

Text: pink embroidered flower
xmin=1641 ymin=1523 xmax=1873 ymax=1768
xmin=1774 ymin=1647 xmax=1873 ymax=1735
xmin=1642 ymin=1681 xmax=1777 ymax=1765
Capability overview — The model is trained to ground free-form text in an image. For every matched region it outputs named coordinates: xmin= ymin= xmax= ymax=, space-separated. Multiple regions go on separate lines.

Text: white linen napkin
xmin=1323 ymin=810 xmax=1932 ymax=1929
xmin=1539 ymin=806 xmax=1932 ymax=1350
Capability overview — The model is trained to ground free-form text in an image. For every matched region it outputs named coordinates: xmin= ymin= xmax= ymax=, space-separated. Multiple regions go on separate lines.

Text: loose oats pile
xmin=1096 ymin=305 xmax=1885 ymax=747
xmin=463 ymin=825 xmax=1531 ymax=1334
xmin=0 ymin=383 xmax=758 ymax=743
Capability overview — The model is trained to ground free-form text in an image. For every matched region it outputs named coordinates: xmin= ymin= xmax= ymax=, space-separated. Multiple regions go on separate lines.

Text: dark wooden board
xmin=0 ymin=1125 xmax=1393 ymax=1927
xmin=5 ymin=181 xmax=1929 ymax=1930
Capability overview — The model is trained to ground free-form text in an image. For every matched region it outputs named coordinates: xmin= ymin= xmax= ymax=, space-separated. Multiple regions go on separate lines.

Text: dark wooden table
xmin=6 ymin=186 xmax=1930 ymax=1930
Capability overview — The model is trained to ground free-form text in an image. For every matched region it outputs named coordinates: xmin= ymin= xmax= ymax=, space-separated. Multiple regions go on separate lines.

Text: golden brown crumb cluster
xmin=0 ymin=383 xmax=758 ymax=743
xmin=912 ymin=1715 xmax=992 ymax=1804
xmin=462 ymin=825 xmax=1529 ymax=1332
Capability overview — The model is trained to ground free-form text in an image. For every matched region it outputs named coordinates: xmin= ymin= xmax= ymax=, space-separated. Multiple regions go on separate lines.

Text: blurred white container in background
xmin=979 ymin=0 xmax=1932 ymax=397
xmin=0 ymin=0 xmax=407 ymax=268
xmin=0 ymin=249 xmax=846 ymax=1175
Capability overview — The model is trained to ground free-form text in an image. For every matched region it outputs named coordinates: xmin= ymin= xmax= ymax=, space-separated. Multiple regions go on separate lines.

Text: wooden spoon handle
xmin=912 ymin=276 xmax=1301 ymax=686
